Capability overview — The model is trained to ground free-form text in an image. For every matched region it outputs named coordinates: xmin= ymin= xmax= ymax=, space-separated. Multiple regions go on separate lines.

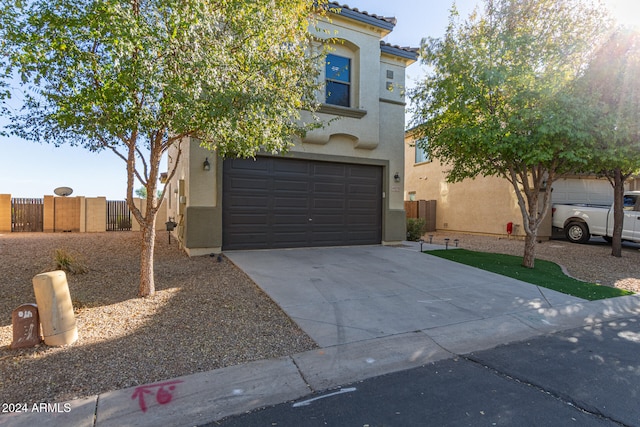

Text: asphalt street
xmin=212 ymin=315 xmax=640 ymax=427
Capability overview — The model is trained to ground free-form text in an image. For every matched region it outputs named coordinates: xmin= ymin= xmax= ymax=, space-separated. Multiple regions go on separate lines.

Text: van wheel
xmin=566 ymin=222 xmax=590 ymax=244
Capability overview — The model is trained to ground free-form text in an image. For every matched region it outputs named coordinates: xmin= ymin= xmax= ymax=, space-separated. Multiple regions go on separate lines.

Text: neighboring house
xmin=404 ymin=132 xmax=640 ymax=238
xmin=164 ymin=3 xmax=417 ymax=255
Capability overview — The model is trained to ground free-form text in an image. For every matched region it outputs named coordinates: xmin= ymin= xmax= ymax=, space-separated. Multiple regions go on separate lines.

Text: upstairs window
xmin=325 ymin=54 xmax=351 ymax=107
xmin=415 ymin=139 xmax=429 ymax=164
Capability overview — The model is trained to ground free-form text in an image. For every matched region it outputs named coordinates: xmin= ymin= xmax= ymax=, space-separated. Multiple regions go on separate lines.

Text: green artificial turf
xmin=425 ymin=249 xmax=633 ymax=301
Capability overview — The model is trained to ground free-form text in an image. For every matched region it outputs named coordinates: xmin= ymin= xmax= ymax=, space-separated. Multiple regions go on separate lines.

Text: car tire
xmin=565 ymin=222 xmax=590 ymax=244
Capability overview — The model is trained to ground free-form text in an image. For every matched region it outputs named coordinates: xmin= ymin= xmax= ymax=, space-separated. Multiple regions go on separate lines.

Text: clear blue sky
xmin=0 ymin=0 xmax=636 ymax=199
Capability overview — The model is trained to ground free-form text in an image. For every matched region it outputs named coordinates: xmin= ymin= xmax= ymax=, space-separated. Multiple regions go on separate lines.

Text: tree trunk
xmin=611 ymin=168 xmax=624 ymax=258
xmin=139 ymin=221 xmax=156 ymax=297
xmin=522 ymin=226 xmax=538 ymax=268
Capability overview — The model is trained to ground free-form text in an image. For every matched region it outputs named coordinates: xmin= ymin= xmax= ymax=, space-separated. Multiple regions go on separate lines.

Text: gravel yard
xmin=0 ymin=231 xmax=638 ymax=406
xmin=0 ymin=232 xmax=317 ymax=405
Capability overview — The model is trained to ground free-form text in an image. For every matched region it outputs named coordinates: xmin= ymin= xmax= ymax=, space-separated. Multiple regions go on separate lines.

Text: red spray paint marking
xmin=131 ymin=380 xmax=184 ymax=412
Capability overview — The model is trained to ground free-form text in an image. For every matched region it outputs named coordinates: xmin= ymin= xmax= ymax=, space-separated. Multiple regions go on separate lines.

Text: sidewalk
xmin=3 ymin=242 xmax=640 ymax=427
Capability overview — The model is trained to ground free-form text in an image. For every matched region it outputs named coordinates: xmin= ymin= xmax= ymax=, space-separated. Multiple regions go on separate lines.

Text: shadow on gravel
xmin=0 ymin=232 xmax=317 ymax=404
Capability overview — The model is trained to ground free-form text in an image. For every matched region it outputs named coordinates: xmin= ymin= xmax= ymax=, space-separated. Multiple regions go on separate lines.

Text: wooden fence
xmin=11 ymin=198 xmax=44 ymax=232
xmin=404 ymin=199 xmax=437 ymax=232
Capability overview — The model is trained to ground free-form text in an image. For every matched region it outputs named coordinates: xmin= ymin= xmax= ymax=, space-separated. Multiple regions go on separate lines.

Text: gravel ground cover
xmin=0 ymin=232 xmax=316 ymax=405
xmin=0 ymin=231 xmax=638 ymax=406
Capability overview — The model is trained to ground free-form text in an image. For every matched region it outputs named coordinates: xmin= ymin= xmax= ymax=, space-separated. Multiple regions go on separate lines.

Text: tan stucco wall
xmin=131 ymin=197 xmax=167 ymax=232
xmin=43 ymin=195 xmax=54 ymax=232
xmin=85 ymin=197 xmax=107 ymax=232
xmin=404 ymin=135 xmax=527 ymax=237
xmin=1 ymin=195 xmax=162 ymax=234
xmin=165 ymin=137 xmax=222 ymax=254
xmin=404 ymin=134 xmax=563 ymax=238
xmin=0 ymin=194 xmax=10 ymax=233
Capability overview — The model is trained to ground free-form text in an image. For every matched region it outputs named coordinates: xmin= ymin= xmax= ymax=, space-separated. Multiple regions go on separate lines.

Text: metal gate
xmin=11 ymin=198 xmax=44 ymax=232
xmin=106 ymin=200 xmax=132 ymax=231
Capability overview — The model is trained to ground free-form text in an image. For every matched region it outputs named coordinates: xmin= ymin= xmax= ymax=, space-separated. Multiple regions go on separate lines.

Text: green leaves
xmin=411 ymin=0 xmax=613 ymax=184
xmin=410 ymin=0 xmax=614 ymax=265
xmin=0 ymin=0 xmax=324 ymax=157
xmin=575 ymin=28 xmax=640 ymax=178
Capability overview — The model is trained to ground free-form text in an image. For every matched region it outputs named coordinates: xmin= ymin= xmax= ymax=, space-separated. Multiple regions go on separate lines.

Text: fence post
xmin=79 ymin=196 xmax=86 ymax=233
xmin=85 ymin=197 xmax=107 ymax=232
xmin=43 ymin=196 xmax=55 ymax=232
xmin=0 ymin=194 xmax=11 ymax=233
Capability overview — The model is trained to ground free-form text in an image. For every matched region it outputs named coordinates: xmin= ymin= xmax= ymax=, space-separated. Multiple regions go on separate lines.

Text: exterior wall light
xmin=394 ymin=172 xmax=401 ymax=182
xmin=165 ymin=217 xmax=178 ymax=244
xmin=203 ymin=157 xmax=211 ymax=171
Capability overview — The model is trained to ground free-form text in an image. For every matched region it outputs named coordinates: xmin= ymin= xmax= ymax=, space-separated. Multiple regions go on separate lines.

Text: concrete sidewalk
xmin=3 ymin=243 xmax=640 ymax=427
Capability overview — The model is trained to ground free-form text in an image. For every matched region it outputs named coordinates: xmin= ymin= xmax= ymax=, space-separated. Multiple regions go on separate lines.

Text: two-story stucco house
xmin=164 ymin=3 xmax=417 ymax=255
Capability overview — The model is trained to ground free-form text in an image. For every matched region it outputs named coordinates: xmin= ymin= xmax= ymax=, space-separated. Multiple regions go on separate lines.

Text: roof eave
xmin=380 ymin=43 xmax=419 ymax=62
xmin=329 ymin=5 xmax=396 ymax=32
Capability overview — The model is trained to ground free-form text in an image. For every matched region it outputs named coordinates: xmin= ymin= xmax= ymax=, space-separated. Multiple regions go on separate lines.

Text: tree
xmin=575 ymin=29 xmax=640 ymax=257
xmin=1 ymin=0 xmax=326 ymax=296
xmin=410 ymin=0 xmax=611 ymax=268
xmin=134 ymin=186 xmax=162 ymax=200
xmin=135 ymin=187 xmax=147 ymax=199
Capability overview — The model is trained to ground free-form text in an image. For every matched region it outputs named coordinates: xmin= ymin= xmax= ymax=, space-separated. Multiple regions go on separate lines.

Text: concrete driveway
xmin=11 ymin=242 xmax=639 ymax=427
xmin=225 ymin=242 xmax=585 ymax=349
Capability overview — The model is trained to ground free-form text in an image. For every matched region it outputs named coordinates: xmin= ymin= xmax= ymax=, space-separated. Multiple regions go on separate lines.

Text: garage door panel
xmin=273 ymin=158 xmax=310 ymax=174
xmin=310 ymin=230 xmax=346 ymax=242
xmin=313 ymin=182 xmax=346 ymax=194
xmin=227 ymin=177 xmax=269 ymax=191
xmin=349 ymin=183 xmax=379 ymax=195
xmin=223 ymin=157 xmax=381 ymax=250
xmin=226 ymin=195 xmax=269 ymax=210
xmin=226 ymin=158 xmax=269 ymax=173
xmin=273 ymin=179 xmax=310 ymax=192
xmin=349 ymin=166 xmax=380 ymax=179
xmin=224 ymin=213 xmax=269 ymax=226
xmin=348 ymin=199 xmax=379 ymax=210
xmin=272 ymin=232 xmax=309 ymax=244
xmin=313 ymin=198 xmax=345 ymax=209
xmin=273 ymin=196 xmax=309 ymax=209
xmin=346 ymin=211 xmax=378 ymax=225
xmin=312 ymin=214 xmax=346 ymax=225
xmin=228 ymin=232 xmax=269 ymax=245
xmin=272 ymin=215 xmax=308 ymax=225
xmin=312 ymin=163 xmax=346 ymax=177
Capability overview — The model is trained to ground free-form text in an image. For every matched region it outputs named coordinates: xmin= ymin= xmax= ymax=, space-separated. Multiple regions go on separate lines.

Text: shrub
xmin=406 ymin=218 xmax=427 ymax=241
xmin=54 ymin=248 xmax=88 ymax=274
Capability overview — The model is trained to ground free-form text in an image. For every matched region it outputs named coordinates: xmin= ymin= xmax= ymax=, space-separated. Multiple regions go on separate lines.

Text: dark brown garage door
xmin=222 ymin=157 xmax=382 ymax=250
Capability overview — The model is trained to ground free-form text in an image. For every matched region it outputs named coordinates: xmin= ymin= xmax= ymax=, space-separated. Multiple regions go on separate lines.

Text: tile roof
xmin=328 ymin=2 xmax=397 ymax=30
xmin=380 ymin=41 xmax=419 ymax=60
xmin=325 ymin=2 xmax=418 ymax=60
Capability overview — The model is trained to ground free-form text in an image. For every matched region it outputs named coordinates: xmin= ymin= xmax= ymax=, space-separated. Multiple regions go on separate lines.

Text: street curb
xmin=3 ymin=296 xmax=640 ymax=426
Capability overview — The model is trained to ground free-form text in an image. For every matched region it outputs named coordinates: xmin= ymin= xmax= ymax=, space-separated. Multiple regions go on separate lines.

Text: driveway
xmin=225 ymin=243 xmax=585 ymax=348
